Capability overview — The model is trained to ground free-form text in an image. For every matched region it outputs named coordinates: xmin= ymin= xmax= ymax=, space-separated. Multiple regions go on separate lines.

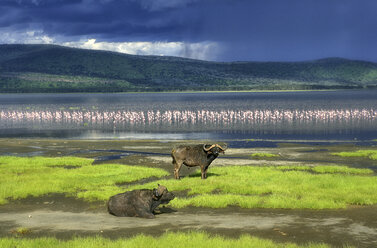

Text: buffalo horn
xmin=203 ymin=144 xmax=216 ymax=151
xmin=215 ymin=144 xmax=227 ymax=151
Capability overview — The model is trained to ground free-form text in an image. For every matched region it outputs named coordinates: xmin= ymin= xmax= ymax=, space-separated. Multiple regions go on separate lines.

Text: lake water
xmin=0 ymin=90 xmax=376 ymax=141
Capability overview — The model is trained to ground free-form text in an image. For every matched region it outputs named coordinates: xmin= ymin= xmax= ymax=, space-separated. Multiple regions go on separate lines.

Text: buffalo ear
xmin=153 ymin=188 xmax=159 ymax=197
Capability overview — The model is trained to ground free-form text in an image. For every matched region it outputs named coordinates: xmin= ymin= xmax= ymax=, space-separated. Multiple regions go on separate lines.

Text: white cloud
xmin=63 ymin=39 xmax=220 ymax=61
xmin=0 ymin=29 xmax=54 ymax=44
xmin=0 ymin=29 xmax=220 ymax=61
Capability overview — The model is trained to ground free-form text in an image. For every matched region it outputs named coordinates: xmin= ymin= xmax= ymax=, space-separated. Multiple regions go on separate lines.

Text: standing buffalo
xmin=171 ymin=144 xmax=227 ymax=179
xmin=107 ymin=185 xmax=175 ymax=218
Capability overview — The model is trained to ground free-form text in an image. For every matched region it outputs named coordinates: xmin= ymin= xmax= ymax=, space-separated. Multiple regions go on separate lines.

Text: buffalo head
xmin=153 ymin=184 xmax=175 ymax=204
xmin=203 ymin=144 xmax=227 ymax=156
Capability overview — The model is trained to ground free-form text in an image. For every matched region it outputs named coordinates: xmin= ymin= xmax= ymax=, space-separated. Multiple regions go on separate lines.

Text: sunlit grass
xmin=126 ymin=165 xmax=377 ymax=209
xmin=332 ymin=149 xmax=377 ymax=160
xmin=0 ymin=231 xmax=334 ymax=248
xmin=0 ymin=156 xmax=169 ymax=204
xmin=1 ymin=156 xmax=376 ymax=210
xmin=10 ymin=227 xmax=32 ymax=236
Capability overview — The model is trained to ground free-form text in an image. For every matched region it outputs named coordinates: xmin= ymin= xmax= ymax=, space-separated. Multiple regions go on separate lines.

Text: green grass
xmin=332 ymin=150 xmax=377 ymax=160
xmin=0 ymin=231 xmax=334 ymax=248
xmin=126 ymin=165 xmax=377 ymax=209
xmin=1 ymin=156 xmax=376 ymax=210
xmin=0 ymin=156 xmax=169 ymax=204
xmin=251 ymin=153 xmax=280 ymax=159
xmin=10 ymin=227 xmax=32 ymax=236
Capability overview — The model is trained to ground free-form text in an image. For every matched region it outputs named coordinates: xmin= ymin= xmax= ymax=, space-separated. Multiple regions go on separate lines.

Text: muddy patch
xmin=0 ymin=205 xmax=376 ymax=248
xmin=149 ymin=155 xmax=302 ymax=167
xmin=0 ymin=194 xmax=103 ymax=213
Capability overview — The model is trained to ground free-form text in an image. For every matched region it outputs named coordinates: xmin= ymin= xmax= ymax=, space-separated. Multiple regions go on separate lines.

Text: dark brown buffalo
xmin=107 ymin=185 xmax=175 ymax=218
xmin=171 ymin=144 xmax=227 ymax=179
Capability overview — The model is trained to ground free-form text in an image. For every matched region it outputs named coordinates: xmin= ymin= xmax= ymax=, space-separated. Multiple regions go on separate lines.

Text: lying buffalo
xmin=171 ymin=144 xmax=227 ymax=179
xmin=107 ymin=185 xmax=175 ymax=218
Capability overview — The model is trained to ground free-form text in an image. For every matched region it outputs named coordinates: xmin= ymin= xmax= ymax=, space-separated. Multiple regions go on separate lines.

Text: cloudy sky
xmin=1 ymin=0 xmax=376 ymax=62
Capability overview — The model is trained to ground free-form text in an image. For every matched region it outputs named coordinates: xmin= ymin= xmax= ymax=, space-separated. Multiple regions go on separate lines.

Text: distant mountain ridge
xmin=0 ymin=44 xmax=376 ymax=92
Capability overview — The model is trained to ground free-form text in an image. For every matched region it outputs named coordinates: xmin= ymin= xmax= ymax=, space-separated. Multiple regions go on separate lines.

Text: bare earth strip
xmin=1 ymin=207 xmax=376 ymax=247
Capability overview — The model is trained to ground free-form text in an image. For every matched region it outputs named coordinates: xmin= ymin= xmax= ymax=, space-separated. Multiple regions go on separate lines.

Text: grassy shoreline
xmin=332 ymin=150 xmax=377 ymax=160
xmin=1 ymin=156 xmax=376 ymax=209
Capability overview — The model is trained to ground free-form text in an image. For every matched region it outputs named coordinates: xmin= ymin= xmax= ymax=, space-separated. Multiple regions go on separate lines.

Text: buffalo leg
xmin=174 ymin=161 xmax=183 ymax=179
xmin=203 ymin=165 xmax=210 ymax=179
xmin=136 ymin=208 xmax=155 ymax=219
xmin=201 ymin=166 xmax=206 ymax=179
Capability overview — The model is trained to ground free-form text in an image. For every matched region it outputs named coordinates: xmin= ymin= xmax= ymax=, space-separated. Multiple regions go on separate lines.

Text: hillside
xmin=0 ymin=44 xmax=377 ymax=92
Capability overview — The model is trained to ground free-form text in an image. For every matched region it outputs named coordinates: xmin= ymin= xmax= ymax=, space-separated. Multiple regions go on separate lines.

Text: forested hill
xmin=1 ymin=44 xmax=376 ymax=92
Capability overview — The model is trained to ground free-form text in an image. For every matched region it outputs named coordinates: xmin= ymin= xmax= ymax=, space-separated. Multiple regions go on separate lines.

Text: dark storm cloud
xmin=195 ymin=0 xmax=377 ymax=61
xmin=0 ymin=0 xmax=199 ymax=41
xmin=0 ymin=0 xmax=376 ymax=61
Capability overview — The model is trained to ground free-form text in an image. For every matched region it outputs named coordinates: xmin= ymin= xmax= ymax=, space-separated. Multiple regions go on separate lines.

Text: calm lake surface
xmin=0 ymin=90 xmax=376 ymax=141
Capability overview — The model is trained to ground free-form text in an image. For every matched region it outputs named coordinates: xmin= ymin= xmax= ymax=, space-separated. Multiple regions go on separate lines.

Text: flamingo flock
xmin=0 ymin=108 xmax=376 ymax=128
